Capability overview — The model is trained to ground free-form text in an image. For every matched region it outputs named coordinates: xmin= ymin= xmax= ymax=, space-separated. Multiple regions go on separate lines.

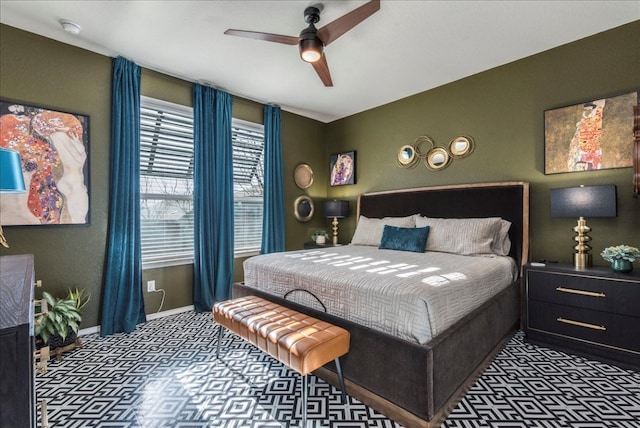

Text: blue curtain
xmin=261 ymin=105 xmax=286 ymax=254
xmin=101 ymin=57 xmax=146 ymax=336
xmin=193 ymin=84 xmax=234 ymax=310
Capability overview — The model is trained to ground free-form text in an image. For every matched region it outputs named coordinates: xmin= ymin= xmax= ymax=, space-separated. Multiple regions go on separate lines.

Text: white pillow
xmin=414 ymin=216 xmax=511 ymax=256
xmin=351 ymin=215 xmax=416 ymax=246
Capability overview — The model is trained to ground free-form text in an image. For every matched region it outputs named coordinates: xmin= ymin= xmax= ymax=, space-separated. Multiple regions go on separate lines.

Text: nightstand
xmin=523 ymin=263 xmax=640 ymax=369
xmin=304 ymin=241 xmax=340 ymax=249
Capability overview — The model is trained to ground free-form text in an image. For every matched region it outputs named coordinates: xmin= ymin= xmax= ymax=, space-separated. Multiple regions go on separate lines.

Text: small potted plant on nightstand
xmin=311 ymin=230 xmax=329 ymax=244
xmin=600 ymin=245 xmax=640 ymax=273
xmin=35 ymin=288 xmax=90 ymax=359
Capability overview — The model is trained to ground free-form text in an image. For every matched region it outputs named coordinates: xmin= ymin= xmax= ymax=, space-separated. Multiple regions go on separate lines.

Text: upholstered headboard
xmin=357 ymin=181 xmax=530 ymax=271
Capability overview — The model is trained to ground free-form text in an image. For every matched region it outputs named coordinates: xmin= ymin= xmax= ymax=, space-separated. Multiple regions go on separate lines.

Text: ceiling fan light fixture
xmin=299 ymin=37 xmax=323 ymax=63
xmin=224 ymin=0 xmax=379 ymax=85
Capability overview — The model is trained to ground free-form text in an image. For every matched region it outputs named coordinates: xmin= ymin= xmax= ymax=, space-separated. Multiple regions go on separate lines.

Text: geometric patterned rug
xmin=445 ymin=332 xmax=640 ymax=428
xmin=36 ymin=311 xmax=640 ymax=427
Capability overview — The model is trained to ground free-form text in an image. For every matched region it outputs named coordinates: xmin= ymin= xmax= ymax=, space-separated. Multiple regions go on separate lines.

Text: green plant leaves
xmin=67 ymin=287 xmax=90 ymax=311
xmin=34 ymin=290 xmax=83 ymax=346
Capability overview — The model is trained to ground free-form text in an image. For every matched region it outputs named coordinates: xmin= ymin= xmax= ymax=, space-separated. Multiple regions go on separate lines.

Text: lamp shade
xmin=299 ymin=37 xmax=323 ymax=63
xmin=0 ymin=147 xmax=26 ymax=193
xmin=323 ymin=200 xmax=349 ymax=219
xmin=299 ymin=23 xmax=323 ymax=63
xmin=550 ymin=184 xmax=616 ymax=218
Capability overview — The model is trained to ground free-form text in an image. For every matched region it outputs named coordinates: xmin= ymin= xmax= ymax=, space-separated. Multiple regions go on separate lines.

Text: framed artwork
xmin=544 ymin=91 xmax=638 ymax=174
xmin=330 ymin=151 xmax=356 ymax=186
xmin=0 ymin=99 xmax=90 ymax=225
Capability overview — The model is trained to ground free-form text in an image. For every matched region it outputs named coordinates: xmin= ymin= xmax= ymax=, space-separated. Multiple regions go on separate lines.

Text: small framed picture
xmin=329 ymin=151 xmax=356 ymax=186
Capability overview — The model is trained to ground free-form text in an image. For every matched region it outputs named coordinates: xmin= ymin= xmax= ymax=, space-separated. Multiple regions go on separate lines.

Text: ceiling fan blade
xmin=224 ymin=29 xmax=299 ymax=45
xmin=311 ymin=54 xmax=333 ymax=87
xmin=317 ymin=0 xmax=380 ymax=46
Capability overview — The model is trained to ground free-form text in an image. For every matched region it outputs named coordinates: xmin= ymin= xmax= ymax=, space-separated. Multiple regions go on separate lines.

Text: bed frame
xmin=234 ymin=181 xmax=530 ymax=427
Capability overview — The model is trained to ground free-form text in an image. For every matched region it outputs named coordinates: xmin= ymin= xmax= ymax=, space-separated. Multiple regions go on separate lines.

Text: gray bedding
xmin=243 ymin=245 xmax=518 ymax=344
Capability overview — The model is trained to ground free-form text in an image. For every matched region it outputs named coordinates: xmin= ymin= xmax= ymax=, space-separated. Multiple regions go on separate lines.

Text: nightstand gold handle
xmin=556 ymin=287 xmax=605 ymax=298
xmin=557 ymin=317 xmax=606 ymax=331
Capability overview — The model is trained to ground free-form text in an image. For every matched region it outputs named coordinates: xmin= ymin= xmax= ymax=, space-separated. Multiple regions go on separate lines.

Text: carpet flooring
xmin=35 ymin=311 xmax=640 ymax=427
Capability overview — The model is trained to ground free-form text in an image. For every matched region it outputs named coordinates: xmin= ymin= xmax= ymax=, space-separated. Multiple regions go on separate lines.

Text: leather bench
xmin=212 ymin=295 xmax=350 ymax=426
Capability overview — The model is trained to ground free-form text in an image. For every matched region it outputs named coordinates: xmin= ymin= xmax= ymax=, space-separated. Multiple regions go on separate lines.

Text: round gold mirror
xmin=425 ymin=147 xmax=451 ymax=170
xmin=294 ymin=195 xmax=314 ymax=222
xmin=397 ymin=144 xmax=417 ymax=167
xmin=293 ymin=163 xmax=314 ymax=189
xmin=449 ymin=136 xmax=474 ymax=159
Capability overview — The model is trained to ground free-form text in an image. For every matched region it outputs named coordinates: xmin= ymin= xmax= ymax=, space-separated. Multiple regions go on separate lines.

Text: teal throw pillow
xmin=379 ymin=225 xmax=430 ymax=253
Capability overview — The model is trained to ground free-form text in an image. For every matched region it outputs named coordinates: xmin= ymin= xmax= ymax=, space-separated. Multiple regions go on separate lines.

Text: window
xmin=140 ymin=96 xmax=264 ymax=269
xmin=232 ymin=122 xmax=265 ymax=255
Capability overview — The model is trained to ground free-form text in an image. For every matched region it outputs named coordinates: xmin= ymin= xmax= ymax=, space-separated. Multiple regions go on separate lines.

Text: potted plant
xmin=311 ymin=230 xmax=329 ymax=244
xmin=35 ymin=288 xmax=90 ymax=351
xmin=600 ymin=245 xmax=640 ymax=273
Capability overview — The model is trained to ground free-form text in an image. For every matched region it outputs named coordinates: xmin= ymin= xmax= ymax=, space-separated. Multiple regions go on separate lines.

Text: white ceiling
xmin=1 ymin=1 xmax=638 ymax=123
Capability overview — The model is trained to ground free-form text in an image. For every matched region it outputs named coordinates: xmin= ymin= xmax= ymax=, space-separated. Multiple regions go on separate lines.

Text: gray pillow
xmin=351 ymin=215 xmax=416 ymax=246
xmin=492 ymin=219 xmax=512 ymax=256
xmin=415 ymin=216 xmax=511 ymax=256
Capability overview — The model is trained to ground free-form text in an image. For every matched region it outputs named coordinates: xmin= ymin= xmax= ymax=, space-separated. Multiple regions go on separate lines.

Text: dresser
xmin=0 ymin=254 xmax=36 ymax=428
xmin=523 ymin=263 xmax=640 ymax=369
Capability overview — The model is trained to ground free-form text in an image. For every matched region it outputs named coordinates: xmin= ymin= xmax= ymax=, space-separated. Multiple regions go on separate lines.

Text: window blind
xmin=139 ymin=97 xmax=264 ymax=269
xmin=140 ymin=98 xmax=195 ymax=268
xmin=232 ymin=119 xmax=264 ymax=255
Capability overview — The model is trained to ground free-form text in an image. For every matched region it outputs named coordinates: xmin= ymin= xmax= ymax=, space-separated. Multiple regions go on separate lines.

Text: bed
xmin=234 ymin=181 xmax=529 ymax=427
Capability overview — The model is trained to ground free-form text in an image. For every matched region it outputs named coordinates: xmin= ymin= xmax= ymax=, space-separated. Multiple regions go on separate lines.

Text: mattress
xmin=243 ymin=245 xmax=518 ymax=344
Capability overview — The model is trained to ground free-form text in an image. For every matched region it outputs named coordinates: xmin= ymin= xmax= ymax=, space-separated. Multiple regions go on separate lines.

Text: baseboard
xmin=78 ymin=305 xmax=195 ymax=337
xmin=146 ymin=305 xmax=195 ymax=321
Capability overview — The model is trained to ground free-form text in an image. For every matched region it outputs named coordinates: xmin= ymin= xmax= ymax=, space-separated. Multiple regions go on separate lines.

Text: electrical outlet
xmin=147 ymin=280 xmax=156 ymax=292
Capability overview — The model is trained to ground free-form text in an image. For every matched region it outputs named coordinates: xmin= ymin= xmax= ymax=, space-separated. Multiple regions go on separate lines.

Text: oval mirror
xmin=425 ymin=147 xmax=451 ymax=170
xmin=294 ymin=195 xmax=314 ymax=222
xmin=293 ymin=163 xmax=314 ymax=189
xmin=397 ymin=144 xmax=417 ymax=167
xmin=449 ymin=136 xmax=474 ymax=159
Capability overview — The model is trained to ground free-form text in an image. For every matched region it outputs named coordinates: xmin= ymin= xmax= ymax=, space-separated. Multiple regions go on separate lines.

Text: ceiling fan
xmin=224 ymin=0 xmax=380 ymax=87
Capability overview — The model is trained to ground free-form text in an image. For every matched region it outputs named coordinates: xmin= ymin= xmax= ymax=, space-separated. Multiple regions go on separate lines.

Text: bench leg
xmin=216 ymin=324 xmax=224 ymax=358
xmin=335 ymin=357 xmax=347 ymax=405
xmin=301 ymin=373 xmax=308 ymax=427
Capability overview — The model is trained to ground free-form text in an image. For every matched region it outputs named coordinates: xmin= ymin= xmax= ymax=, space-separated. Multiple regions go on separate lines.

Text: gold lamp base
xmin=331 ymin=217 xmax=339 ymax=245
xmin=573 ymin=216 xmax=593 ymax=269
xmin=574 ymin=253 xmax=592 ymax=269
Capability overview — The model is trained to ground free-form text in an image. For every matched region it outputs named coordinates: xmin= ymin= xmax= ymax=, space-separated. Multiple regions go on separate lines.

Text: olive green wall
xmin=326 ymin=21 xmax=640 ymax=265
xmin=1 ymin=22 xmax=638 ymax=330
xmin=1 ymin=26 xmax=112 ymax=330
xmin=0 ymin=24 xmax=325 ymax=329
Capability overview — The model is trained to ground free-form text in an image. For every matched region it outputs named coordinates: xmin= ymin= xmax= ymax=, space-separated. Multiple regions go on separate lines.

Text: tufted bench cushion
xmin=212 ymin=295 xmax=351 ymax=425
xmin=213 ymin=295 xmax=350 ymax=375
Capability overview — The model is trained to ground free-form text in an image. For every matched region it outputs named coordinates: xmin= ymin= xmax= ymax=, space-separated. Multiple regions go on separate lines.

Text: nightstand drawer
xmin=527 ymin=271 xmax=640 ymax=317
xmin=528 ymin=300 xmax=640 ymax=353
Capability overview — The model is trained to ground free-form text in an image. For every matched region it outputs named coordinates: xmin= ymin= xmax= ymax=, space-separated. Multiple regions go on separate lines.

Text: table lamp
xmin=0 ymin=147 xmax=26 ymax=248
xmin=323 ymin=200 xmax=349 ymax=245
xmin=550 ymin=184 xmax=617 ymax=268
